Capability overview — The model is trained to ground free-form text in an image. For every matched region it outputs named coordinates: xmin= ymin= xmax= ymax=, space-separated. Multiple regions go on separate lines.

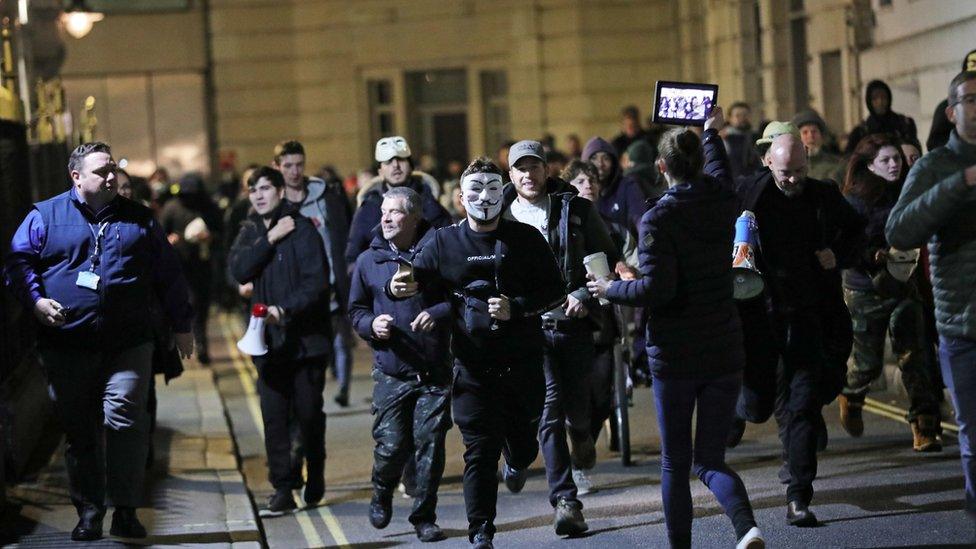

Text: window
xmin=405 ymin=69 xmax=469 ymax=172
xmin=481 ymin=70 xmax=510 ymax=154
xmin=367 ymin=79 xmax=395 ymax=146
xmin=789 ymin=4 xmax=810 ymax=111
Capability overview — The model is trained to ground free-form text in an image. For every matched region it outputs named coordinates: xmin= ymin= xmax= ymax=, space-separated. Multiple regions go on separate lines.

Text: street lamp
xmin=61 ymin=0 xmax=103 ymax=39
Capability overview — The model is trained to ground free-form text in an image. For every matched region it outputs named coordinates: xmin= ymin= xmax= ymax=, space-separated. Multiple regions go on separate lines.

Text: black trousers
xmin=589 ymin=344 xmax=614 ymax=442
xmin=539 ymin=327 xmax=594 ymax=506
xmin=255 ymin=356 xmax=327 ymax=491
xmin=452 ymin=359 xmax=546 ymax=540
xmin=371 ymin=370 xmax=452 ymax=524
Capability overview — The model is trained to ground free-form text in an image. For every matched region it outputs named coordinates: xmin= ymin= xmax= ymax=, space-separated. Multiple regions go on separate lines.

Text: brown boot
xmin=911 ymin=415 xmax=943 ymax=452
xmin=838 ymin=395 xmax=864 ymax=437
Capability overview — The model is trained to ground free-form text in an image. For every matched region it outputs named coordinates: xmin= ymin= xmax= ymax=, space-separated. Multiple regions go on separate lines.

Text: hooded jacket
xmin=846 ymin=80 xmax=921 ymax=154
xmin=229 ymin=207 xmax=332 ymax=361
xmin=346 ymin=174 xmax=452 ymax=269
xmin=605 ymin=128 xmax=744 ymax=378
xmin=347 ymin=223 xmax=452 ymax=380
xmin=286 ymin=176 xmax=351 ymax=311
xmin=582 ymin=136 xmax=648 ymax=232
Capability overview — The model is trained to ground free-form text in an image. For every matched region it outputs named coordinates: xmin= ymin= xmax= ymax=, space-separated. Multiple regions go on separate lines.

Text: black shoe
xmin=71 ymin=505 xmax=104 ymax=542
xmin=415 ymin=522 xmax=447 ymax=542
xmin=198 ymin=352 xmax=211 ymax=365
xmin=110 ymin=507 xmax=147 ymax=538
xmin=786 ymin=500 xmax=818 ymax=527
xmin=369 ymin=491 xmax=392 ymax=529
xmin=554 ymin=497 xmax=589 ymax=536
xmin=471 ymin=522 xmax=494 ymax=548
xmin=726 ymin=417 xmax=746 ymax=448
xmin=259 ymin=490 xmax=297 ymax=517
xmin=502 ymin=462 xmax=527 ymax=493
xmin=303 ymin=473 xmax=325 ymax=506
xmin=334 ymin=390 xmax=350 ymax=408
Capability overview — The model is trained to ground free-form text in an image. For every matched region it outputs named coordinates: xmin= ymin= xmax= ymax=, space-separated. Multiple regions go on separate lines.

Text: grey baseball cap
xmin=508 ymin=140 xmax=546 ymax=167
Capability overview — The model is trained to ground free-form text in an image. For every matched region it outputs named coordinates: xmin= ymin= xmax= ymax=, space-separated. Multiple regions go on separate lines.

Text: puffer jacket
xmin=886 ymin=130 xmax=976 ymax=339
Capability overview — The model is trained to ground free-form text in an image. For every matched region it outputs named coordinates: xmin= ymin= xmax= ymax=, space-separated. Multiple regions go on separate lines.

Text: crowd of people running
xmin=5 ymin=49 xmax=976 ymax=548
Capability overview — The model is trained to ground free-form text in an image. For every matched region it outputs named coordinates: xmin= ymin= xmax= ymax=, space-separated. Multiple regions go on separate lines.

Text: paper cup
xmin=583 ymin=252 xmax=611 ymax=305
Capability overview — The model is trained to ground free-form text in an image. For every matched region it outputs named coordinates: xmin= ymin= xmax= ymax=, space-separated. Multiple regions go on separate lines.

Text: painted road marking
xmin=864 ymin=396 xmax=959 ymax=436
xmin=219 ymin=313 xmax=350 ymax=548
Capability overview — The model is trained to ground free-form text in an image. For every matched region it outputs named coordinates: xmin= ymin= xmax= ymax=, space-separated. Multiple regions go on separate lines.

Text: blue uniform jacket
xmin=4 ymin=188 xmax=193 ymax=350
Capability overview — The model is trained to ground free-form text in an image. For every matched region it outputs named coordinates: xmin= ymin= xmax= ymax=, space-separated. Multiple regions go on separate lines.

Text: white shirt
xmin=506 ymin=195 xmax=550 ymax=242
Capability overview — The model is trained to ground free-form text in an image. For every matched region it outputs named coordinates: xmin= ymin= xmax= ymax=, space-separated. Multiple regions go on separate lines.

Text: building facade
xmin=42 ymin=0 xmax=976 ymax=180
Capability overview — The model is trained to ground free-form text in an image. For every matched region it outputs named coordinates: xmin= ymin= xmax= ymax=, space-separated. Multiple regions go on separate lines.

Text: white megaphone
xmin=237 ymin=303 xmax=269 ymax=356
xmin=731 ymin=211 xmax=765 ymax=300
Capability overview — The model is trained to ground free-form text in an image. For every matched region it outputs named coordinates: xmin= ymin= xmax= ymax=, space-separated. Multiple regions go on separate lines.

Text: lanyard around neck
xmin=88 ymin=222 xmax=110 ymax=272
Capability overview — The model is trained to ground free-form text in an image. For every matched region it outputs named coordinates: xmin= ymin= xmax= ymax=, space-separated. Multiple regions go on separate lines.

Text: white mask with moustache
xmin=461 ymin=172 xmax=504 ymax=222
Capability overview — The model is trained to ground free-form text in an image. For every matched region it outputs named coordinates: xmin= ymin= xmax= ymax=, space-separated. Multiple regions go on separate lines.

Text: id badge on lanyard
xmin=77 ymin=222 xmax=108 ymax=290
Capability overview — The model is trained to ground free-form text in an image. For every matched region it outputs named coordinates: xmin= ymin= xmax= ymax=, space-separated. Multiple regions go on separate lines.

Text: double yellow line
xmin=219 ymin=314 xmax=350 ymax=548
xmin=864 ymin=396 xmax=960 ymax=436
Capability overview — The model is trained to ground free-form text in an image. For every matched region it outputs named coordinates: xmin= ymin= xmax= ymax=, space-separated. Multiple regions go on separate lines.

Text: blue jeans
xmin=331 ymin=312 xmax=354 ymax=396
xmin=653 ymin=371 xmax=757 ymax=547
xmin=939 ymin=334 xmax=976 ymax=514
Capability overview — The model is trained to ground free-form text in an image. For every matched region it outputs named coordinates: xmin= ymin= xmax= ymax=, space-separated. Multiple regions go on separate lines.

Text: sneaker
xmin=415 ymin=522 xmax=447 ymax=542
xmin=334 ymin=390 xmax=349 ymax=408
xmin=368 ymin=490 xmax=392 ymax=529
xmin=726 ymin=417 xmax=746 ymax=448
xmin=471 ymin=522 xmax=494 ymax=548
xmin=109 ymin=507 xmax=147 ymax=538
xmin=502 ymin=462 xmax=528 ymax=494
xmin=838 ymin=394 xmax=864 ymax=437
xmin=572 ymin=468 xmax=594 ymax=496
xmin=554 ymin=497 xmax=588 ymax=536
xmin=736 ymin=526 xmax=765 ymax=549
xmin=259 ymin=490 xmax=297 ymax=517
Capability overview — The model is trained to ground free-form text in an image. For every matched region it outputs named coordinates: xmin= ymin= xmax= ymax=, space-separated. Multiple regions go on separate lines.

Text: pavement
xmin=3 ymin=311 xmax=974 ymax=548
xmin=0 ymin=365 xmax=261 ymax=547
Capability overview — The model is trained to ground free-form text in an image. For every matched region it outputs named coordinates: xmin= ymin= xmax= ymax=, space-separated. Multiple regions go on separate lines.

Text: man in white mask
xmin=390 ymin=158 xmax=564 ymax=548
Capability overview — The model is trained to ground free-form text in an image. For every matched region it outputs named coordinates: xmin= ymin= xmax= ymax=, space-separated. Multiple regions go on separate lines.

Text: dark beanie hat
xmin=178 ymin=172 xmax=205 ymax=195
xmin=582 ymin=137 xmax=617 ymax=162
xmin=791 ymin=109 xmax=827 ymax=133
xmin=625 ymin=140 xmax=655 ymax=166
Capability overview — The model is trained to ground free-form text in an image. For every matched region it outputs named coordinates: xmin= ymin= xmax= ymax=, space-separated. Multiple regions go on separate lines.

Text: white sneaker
xmin=572 ymin=468 xmax=593 ymax=496
xmin=736 ymin=526 xmax=765 ymax=549
xmin=397 ymin=482 xmax=413 ymax=499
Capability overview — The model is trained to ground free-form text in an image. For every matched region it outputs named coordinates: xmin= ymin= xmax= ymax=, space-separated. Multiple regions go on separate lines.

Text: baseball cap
xmin=508 ymin=140 xmax=546 ymax=167
xmin=375 ymin=136 xmax=412 ymax=163
xmin=755 ymin=121 xmax=800 ymax=146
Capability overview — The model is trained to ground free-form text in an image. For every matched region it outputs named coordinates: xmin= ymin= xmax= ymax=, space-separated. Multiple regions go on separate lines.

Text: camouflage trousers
xmin=371 ymin=369 xmax=452 ymax=525
xmin=842 ymin=288 xmax=941 ymax=420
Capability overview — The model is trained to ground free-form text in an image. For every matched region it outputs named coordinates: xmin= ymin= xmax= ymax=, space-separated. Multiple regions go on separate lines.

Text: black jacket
xmin=502 ymin=177 xmax=620 ymax=305
xmin=846 ymin=80 xmax=921 ymax=154
xmin=606 ymin=128 xmax=744 ymax=378
xmin=229 ymin=207 xmax=332 ymax=361
xmin=842 ymin=184 xmax=902 ymax=290
xmin=412 ymin=218 xmax=564 ymax=370
xmin=348 ymin=226 xmax=452 ymax=380
xmin=345 ymin=176 xmax=452 ymax=269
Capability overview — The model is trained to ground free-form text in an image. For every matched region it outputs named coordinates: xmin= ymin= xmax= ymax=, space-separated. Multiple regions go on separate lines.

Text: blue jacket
xmin=348 ymin=226 xmax=452 ymax=380
xmin=605 ymin=128 xmax=744 ymax=378
xmin=345 ymin=176 xmax=453 ymax=270
xmin=4 ymin=188 xmax=193 ymax=350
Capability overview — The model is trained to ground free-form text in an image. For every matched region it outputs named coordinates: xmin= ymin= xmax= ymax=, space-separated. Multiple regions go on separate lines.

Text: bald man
xmin=730 ymin=133 xmax=865 ymax=526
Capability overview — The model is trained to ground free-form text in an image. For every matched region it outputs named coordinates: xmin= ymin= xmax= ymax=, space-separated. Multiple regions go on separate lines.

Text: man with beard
xmin=502 ymin=140 xmax=618 ymax=534
xmin=390 ymin=158 xmax=564 ymax=548
xmin=733 ymin=134 xmax=864 ymax=526
xmin=349 ymin=186 xmax=453 ymax=542
xmin=346 ymin=136 xmax=452 ymax=267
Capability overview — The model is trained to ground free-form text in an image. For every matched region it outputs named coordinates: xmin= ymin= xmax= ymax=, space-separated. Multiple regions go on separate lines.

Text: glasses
xmin=951 ymin=93 xmax=976 ymax=107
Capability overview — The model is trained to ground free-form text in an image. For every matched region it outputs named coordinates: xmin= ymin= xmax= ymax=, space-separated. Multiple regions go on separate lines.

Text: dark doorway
xmin=432 ymin=113 xmax=468 ymax=174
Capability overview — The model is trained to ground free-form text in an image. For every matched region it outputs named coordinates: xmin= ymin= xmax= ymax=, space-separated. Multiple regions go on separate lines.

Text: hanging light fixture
xmin=61 ymin=0 xmax=104 ymax=39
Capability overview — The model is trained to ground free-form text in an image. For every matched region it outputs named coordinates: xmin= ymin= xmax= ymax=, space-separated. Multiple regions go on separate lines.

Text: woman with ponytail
xmin=588 ymin=108 xmax=764 ymax=549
